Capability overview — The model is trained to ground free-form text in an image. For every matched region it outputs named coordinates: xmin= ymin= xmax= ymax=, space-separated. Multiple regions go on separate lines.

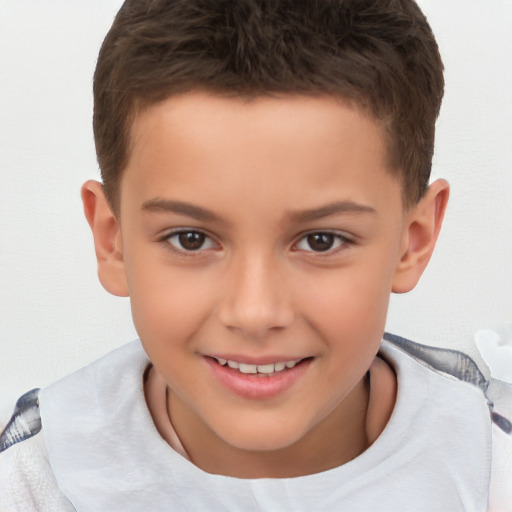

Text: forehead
xmin=121 ymin=92 xmax=403 ymax=219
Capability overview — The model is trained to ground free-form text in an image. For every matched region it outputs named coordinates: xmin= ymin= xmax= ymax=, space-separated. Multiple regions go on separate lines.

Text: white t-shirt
xmin=1 ymin=337 xmax=510 ymax=511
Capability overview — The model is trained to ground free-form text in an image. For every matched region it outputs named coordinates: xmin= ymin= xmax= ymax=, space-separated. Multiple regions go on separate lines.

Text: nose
xmin=218 ymin=253 xmax=295 ymax=338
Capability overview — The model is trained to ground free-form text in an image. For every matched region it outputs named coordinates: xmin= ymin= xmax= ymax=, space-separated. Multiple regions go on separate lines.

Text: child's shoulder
xmin=382 ymin=333 xmax=512 ymax=510
xmin=0 ymin=340 xmax=148 ymax=511
xmin=382 ymin=332 xmax=511 ymax=435
xmin=0 ymin=401 xmax=74 ymax=511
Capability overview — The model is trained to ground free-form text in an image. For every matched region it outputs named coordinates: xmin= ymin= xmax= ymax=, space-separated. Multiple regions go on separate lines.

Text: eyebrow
xmin=141 ymin=198 xmax=228 ymax=224
xmin=285 ymin=201 xmax=376 ymax=223
xmin=141 ymin=198 xmax=376 ymax=225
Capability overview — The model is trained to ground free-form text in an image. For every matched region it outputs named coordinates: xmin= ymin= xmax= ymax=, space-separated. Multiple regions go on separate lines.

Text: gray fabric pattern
xmin=0 ymin=388 xmax=41 ymax=453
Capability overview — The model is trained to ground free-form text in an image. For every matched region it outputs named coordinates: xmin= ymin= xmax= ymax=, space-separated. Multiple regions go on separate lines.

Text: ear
xmin=81 ymin=180 xmax=129 ymax=297
xmin=392 ymin=179 xmax=450 ymax=294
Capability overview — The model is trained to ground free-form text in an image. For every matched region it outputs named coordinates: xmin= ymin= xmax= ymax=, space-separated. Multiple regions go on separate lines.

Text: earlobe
xmin=392 ymin=179 xmax=450 ymax=294
xmin=81 ymin=180 xmax=129 ymax=297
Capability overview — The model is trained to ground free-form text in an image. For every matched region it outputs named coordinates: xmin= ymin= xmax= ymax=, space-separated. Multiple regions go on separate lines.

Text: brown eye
xmin=306 ymin=233 xmax=335 ymax=252
xmin=166 ymin=230 xmax=215 ymax=252
xmin=295 ymin=232 xmax=348 ymax=253
xmin=178 ymin=232 xmax=205 ymax=250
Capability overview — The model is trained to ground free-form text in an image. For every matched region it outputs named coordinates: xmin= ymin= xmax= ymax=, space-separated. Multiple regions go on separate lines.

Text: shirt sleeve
xmin=0 ymin=432 xmax=75 ymax=512
xmin=488 ymin=378 xmax=512 ymax=512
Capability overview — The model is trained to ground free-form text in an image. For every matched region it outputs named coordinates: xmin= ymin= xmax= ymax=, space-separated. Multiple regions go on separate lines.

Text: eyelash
xmin=160 ymin=229 xmax=352 ymax=256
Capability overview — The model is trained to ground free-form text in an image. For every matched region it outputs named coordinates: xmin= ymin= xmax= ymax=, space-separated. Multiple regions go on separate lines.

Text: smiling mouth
xmin=209 ymin=356 xmax=311 ymax=377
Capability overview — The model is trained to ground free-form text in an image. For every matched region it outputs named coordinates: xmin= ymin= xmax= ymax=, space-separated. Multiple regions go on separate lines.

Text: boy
xmin=1 ymin=0 xmax=510 ymax=510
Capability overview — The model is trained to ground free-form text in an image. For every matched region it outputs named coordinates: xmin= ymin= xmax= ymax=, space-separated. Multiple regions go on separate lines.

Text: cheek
xmin=125 ymin=257 xmax=215 ymax=347
xmin=297 ymin=262 xmax=394 ymax=351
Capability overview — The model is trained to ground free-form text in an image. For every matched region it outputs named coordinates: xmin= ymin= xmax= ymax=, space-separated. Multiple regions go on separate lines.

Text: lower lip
xmin=205 ymin=357 xmax=312 ymax=400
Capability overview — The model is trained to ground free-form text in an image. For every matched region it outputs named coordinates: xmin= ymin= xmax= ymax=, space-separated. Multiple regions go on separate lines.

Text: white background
xmin=1 ymin=0 xmax=511 ymax=404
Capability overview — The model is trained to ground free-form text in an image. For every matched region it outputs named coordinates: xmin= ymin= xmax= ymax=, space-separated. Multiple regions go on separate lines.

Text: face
xmin=116 ymin=93 xmax=410 ymax=470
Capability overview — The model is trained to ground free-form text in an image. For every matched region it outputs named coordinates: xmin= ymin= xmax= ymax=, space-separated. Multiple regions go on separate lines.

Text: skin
xmin=82 ymin=92 xmax=449 ymax=478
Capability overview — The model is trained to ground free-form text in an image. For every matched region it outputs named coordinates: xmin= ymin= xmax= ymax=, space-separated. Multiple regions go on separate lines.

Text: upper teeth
xmin=215 ymin=357 xmax=301 ymax=374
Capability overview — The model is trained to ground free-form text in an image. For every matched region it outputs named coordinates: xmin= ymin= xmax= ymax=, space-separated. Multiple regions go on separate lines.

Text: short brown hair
xmin=93 ymin=0 xmax=444 ymax=211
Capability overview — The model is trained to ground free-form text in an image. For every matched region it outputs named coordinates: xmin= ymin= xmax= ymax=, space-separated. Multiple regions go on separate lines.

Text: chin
xmin=215 ymin=419 xmax=308 ymax=453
